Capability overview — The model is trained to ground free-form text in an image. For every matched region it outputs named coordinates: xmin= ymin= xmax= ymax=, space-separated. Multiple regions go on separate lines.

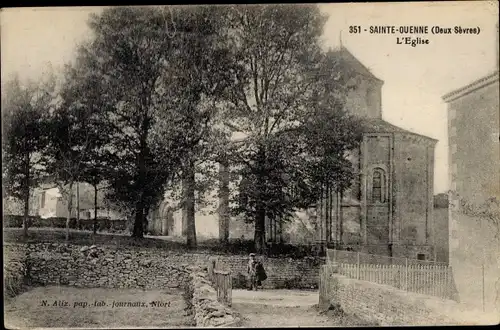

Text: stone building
xmin=442 ymin=29 xmax=499 ymax=312
xmin=151 ymin=47 xmax=438 ymax=260
xmin=432 ymin=193 xmax=449 ymax=264
xmin=287 ymin=47 xmax=437 ymax=259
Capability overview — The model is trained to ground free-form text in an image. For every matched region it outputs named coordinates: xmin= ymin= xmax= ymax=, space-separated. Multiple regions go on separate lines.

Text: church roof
xmin=360 ymin=117 xmax=438 ymax=143
xmin=329 ymin=46 xmax=383 ymax=82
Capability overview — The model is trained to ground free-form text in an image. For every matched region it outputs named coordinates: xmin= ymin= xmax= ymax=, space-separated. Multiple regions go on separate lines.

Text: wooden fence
xmin=325 ymin=249 xmax=454 ymax=300
xmin=207 ymin=258 xmax=232 ymax=306
xmin=214 ymin=270 xmax=232 ymax=307
xmin=337 ymin=263 xmax=452 ymax=299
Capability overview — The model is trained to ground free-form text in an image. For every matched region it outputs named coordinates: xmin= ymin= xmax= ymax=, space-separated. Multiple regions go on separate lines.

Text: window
xmin=372 ymin=168 xmax=385 ymax=203
xmin=40 ymin=191 xmax=46 ymax=208
xmin=417 ymin=253 xmax=426 ymax=261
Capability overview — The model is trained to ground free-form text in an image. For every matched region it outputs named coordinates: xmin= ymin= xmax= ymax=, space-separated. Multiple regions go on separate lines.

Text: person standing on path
xmin=255 ymin=258 xmax=267 ymax=289
xmin=247 ymin=253 xmax=258 ymax=291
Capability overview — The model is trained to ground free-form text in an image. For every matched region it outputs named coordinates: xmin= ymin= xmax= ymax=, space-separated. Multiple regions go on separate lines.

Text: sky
xmin=1 ymin=2 xmax=498 ymax=194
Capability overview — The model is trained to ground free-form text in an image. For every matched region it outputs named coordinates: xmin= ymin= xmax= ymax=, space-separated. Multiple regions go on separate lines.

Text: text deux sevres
xmin=348 ymin=25 xmax=481 ymax=47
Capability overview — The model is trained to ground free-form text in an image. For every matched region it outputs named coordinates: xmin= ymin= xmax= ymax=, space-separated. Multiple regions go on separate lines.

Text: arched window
xmin=372 ymin=168 xmax=386 ymax=203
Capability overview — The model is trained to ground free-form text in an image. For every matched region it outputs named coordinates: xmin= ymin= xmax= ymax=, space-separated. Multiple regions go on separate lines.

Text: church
xmin=267 ymin=47 xmax=437 ymax=260
xmin=150 ymin=47 xmax=438 ymax=261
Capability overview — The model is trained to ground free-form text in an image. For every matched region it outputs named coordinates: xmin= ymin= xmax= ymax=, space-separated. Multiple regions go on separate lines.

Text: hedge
xmin=3 ymin=214 xmax=127 ymax=232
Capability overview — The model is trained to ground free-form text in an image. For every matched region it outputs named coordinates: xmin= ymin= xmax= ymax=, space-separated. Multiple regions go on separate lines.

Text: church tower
xmin=329 ymin=46 xmax=384 ymax=119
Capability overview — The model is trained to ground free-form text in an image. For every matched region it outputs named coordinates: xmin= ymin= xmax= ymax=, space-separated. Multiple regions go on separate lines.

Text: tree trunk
xmin=254 ymin=147 xmax=267 ymax=253
xmin=23 ymin=153 xmax=30 ymax=239
xmin=143 ymin=205 xmax=150 ymax=235
xmin=76 ymin=182 xmax=80 ymax=230
xmin=254 ymin=205 xmax=266 ymax=253
xmin=23 ymin=189 xmax=30 ymax=239
xmin=132 ymin=200 xmax=144 ymax=238
xmin=66 ymin=182 xmax=74 ymax=241
xmin=133 ymin=131 xmax=147 ymax=239
xmin=218 ymin=160 xmax=230 ymax=244
xmin=93 ymin=183 xmax=98 ymax=234
xmin=183 ymin=158 xmax=196 ymax=248
xmin=181 ymin=196 xmax=188 ymax=236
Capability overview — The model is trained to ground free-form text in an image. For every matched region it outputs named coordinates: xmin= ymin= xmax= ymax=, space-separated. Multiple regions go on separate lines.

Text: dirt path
xmin=4 ymin=286 xmax=192 ymax=328
xmin=231 ymin=289 xmax=366 ymax=327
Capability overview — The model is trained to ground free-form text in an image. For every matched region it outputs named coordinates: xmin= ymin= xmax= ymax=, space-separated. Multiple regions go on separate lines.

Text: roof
xmin=329 ymin=46 xmax=383 ymax=82
xmin=442 ymin=70 xmax=499 ymax=102
xmin=359 ymin=117 xmax=438 ymax=143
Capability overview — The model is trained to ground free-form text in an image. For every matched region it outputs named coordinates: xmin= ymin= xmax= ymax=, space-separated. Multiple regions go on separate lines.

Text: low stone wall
xmin=4 ymin=243 xmax=242 ymax=327
xmin=213 ymin=255 xmax=322 ymax=289
xmin=20 ymin=243 xmax=190 ymax=289
xmin=188 ymin=266 xmax=241 ymax=327
xmin=4 ymin=244 xmax=28 ymax=297
xmin=323 ymin=273 xmax=484 ymax=326
xmin=4 ymin=242 xmax=323 ymax=290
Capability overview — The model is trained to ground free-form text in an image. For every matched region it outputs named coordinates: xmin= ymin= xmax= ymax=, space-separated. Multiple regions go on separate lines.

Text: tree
xmin=43 ymin=62 xmax=106 ymax=241
xmin=75 ymin=6 xmax=232 ymax=240
xmin=2 ymin=75 xmax=54 ymax=238
xmin=164 ymin=126 xmax=230 ymax=245
xmin=217 ymin=4 xmax=362 ymax=252
xmin=297 ymin=50 xmax=364 ymax=247
xmin=66 ymin=51 xmax=115 ymax=235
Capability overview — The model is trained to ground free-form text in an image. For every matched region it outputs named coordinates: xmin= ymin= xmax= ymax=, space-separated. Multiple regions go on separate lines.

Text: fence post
xmin=482 ymin=264 xmax=485 ymax=312
xmin=405 ymin=258 xmax=408 ymax=291
xmin=356 ymin=252 xmax=360 ymax=280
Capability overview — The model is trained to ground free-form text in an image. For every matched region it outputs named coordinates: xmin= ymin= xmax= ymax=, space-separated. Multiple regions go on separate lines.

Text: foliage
xmin=2 ymin=193 xmax=39 ymax=216
xmin=2 ymin=74 xmax=55 ymax=237
xmin=41 ymin=62 xmax=109 ymax=240
xmin=298 ymin=50 xmax=363 ymax=195
xmin=214 ymin=4 xmax=327 ymax=251
xmin=71 ymin=6 xmax=234 ymax=239
xmin=2 ymin=76 xmax=52 ymax=200
xmin=215 ymin=5 xmax=362 ymax=251
xmin=459 ymin=195 xmax=500 ymax=240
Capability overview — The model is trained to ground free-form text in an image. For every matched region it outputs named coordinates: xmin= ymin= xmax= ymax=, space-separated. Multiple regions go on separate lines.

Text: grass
xmin=4 ymin=286 xmax=193 ymax=329
xmin=4 ymin=227 xmax=186 ymax=249
xmin=3 ymin=227 xmax=327 ymax=259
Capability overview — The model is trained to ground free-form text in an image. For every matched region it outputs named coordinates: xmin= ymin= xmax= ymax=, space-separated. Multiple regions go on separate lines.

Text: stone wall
xmin=4 ymin=244 xmax=28 ymax=297
xmin=321 ymin=273 xmax=488 ymax=326
xmin=24 ymin=243 xmax=190 ymax=289
xmin=188 ymin=266 xmax=241 ymax=327
xmin=4 ymin=243 xmax=243 ymax=327
xmin=432 ymin=203 xmax=449 ymax=264
xmin=393 ymin=134 xmax=435 ymax=248
xmin=447 ymin=75 xmax=499 ymax=204
xmin=212 ymin=255 xmax=322 ymax=289
xmin=4 ymin=243 xmax=322 ymax=290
